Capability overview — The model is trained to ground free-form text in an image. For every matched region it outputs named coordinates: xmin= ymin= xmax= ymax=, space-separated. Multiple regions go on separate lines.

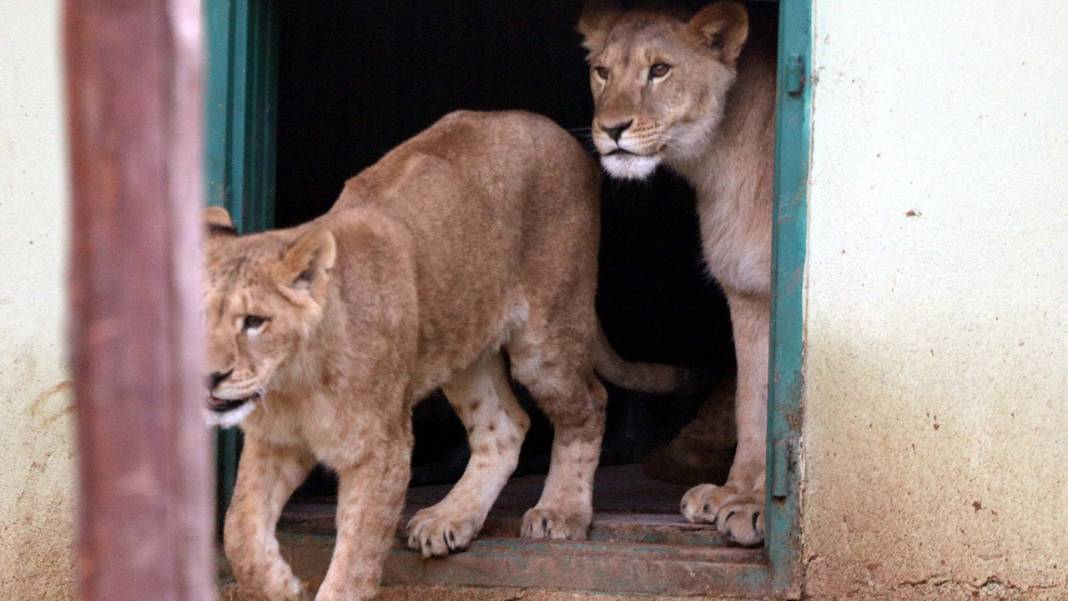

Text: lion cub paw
xmin=406 ymin=507 xmax=482 ymax=558
xmin=521 ymin=506 xmax=591 ymax=541
xmin=681 ymin=483 xmax=764 ymax=546
xmin=246 ymin=578 xmax=309 ymax=601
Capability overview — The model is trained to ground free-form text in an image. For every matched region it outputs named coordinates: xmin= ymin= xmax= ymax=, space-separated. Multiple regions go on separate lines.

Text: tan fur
xmin=203 ymin=110 xmax=695 ymax=601
xmin=579 ymin=1 xmax=775 ymax=546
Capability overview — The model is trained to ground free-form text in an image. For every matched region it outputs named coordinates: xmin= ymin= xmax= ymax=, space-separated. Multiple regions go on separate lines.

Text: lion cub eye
xmin=649 ymin=63 xmax=672 ymax=80
xmin=593 ymin=66 xmax=610 ymax=80
xmin=243 ymin=315 xmax=269 ymax=332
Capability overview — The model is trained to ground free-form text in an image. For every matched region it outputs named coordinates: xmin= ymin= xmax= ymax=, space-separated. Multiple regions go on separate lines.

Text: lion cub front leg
xmin=225 ymin=438 xmax=315 ymax=601
xmin=315 ymin=439 xmax=411 ymax=601
xmin=681 ymin=294 xmax=769 ymax=546
xmin=407 ymin=352 xmax=530 ymax=556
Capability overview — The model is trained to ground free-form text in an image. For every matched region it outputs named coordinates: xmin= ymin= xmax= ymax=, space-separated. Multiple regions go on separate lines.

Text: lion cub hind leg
xmin=520 ymin=376 xmax=606 ymax=541
xmin=510 ymin=335 xmax=607 ymax=541
xmin=407 ymin=352 xmax=531 ymax=557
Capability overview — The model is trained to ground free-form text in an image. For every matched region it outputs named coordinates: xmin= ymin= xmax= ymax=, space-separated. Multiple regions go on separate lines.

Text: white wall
xmin=0 ymin=1 xmax=74 ymax=598
xmin=803 ymin=1 xmax=1068 ymax=598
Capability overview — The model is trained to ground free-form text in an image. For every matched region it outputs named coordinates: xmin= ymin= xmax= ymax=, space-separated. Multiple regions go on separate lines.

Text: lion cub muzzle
xmin=205 ymin=370 xmax=264 ymax=429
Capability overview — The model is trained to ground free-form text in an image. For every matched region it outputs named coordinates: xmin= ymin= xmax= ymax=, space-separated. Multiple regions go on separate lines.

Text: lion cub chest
xmin=697 ymin=195 xmax=772 ymax=298
xmin=242 ymin=390 xmax=374 ymax=469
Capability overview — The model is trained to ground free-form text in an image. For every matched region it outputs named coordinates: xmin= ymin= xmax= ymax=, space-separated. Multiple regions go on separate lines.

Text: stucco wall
xmin=803 ymin=1 xmax=1068 ymax=599
xmin=0 ymin=1 xmax=74 ymax=599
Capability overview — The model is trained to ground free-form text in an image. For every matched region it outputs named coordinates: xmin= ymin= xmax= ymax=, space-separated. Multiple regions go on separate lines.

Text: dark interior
xmin=274 ymin=1 xmax=743 ymax=497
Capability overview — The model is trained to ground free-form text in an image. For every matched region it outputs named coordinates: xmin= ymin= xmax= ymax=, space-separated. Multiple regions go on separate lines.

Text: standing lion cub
xmin=203 ymin=110 xmax=695 ymax=601
xmin=578 ymin=1 xmax=776 ymax=546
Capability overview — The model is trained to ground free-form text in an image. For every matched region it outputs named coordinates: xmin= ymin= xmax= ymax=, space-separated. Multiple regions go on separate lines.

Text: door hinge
xmin=785 ymin=54 xmax=806 ymax=96
xmin=771 ymin=438 xmax=794 ymax=499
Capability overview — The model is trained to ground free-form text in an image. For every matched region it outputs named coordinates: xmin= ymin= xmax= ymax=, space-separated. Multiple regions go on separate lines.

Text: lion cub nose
xmin=208 ymin=369 xmax=233 ymax=390
xmin=601 ymin=119 xmax=634 ymax=142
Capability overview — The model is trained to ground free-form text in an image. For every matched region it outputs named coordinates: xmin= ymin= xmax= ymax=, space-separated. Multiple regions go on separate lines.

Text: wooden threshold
xmin=275 ymin=465 xmax=774 ymax=597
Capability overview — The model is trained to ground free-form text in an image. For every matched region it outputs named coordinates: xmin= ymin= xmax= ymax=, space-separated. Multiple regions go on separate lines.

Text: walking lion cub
xmin=203 ymin=111 xmax=694 ymax=601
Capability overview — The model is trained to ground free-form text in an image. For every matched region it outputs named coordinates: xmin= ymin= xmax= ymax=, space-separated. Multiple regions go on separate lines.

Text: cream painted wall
xmin=0 ymin=1 xmax=74 ymax=599
xmin=803 ymin=1 xmax=1068 ymax=599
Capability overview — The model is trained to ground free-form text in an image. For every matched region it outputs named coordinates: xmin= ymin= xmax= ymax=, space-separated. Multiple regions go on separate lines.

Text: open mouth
xmin=207 ymin=391 xmax=262 ymax=413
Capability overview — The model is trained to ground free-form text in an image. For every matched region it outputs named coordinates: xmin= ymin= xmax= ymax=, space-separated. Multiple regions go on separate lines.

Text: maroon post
xmin=64 ymin=1 xmax=214 ymax=600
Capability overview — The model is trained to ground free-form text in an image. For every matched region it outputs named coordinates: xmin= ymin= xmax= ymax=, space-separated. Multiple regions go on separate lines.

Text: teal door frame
xmin=203 ymin=0 xmax=811 ymax=596
xmin=765 ymin=0 xmax=812 ymax=595
xmin=204 ymin=0 xmax=279 ymax=522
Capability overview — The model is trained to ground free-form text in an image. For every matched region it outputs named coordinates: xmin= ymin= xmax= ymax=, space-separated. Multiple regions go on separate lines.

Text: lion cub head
xmin=578 ymin=1 xmax=749 ymax=180
xmin=200 ymin=207 xmax=336 ymax=428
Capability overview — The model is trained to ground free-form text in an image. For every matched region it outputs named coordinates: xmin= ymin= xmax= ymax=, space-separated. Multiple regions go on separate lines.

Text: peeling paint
xmin=28 ymin=380 xmax=73 ymax=425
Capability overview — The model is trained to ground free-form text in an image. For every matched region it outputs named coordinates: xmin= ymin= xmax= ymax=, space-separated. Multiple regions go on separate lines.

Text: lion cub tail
xmin=592 ymin=323 xmax=709 ymax=395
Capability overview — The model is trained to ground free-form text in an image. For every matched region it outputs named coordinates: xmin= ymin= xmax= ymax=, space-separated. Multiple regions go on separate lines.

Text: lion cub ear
xmin=276 ymin=227 xmax=337 ymax=301
xmin=577 ymin=0 xmax=624 ymax=56
xmin=203 ymin=206 xmax=237 ymax=236
xmin=690 ymin=1 xmax=749 ymax=67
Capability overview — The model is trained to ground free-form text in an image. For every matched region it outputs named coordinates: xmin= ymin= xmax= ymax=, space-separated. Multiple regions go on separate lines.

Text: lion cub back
xmin=338 ymin=110 xmax=597 ymax=218
xmin=324 ymin=111 xmax=602 ymax=396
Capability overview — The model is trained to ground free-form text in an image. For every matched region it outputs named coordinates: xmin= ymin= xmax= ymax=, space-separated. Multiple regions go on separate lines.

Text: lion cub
xmin=203 ymin=111 xmax=693 ymax=601
xmin=577 ymin=1 xmax=776 ymax=546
